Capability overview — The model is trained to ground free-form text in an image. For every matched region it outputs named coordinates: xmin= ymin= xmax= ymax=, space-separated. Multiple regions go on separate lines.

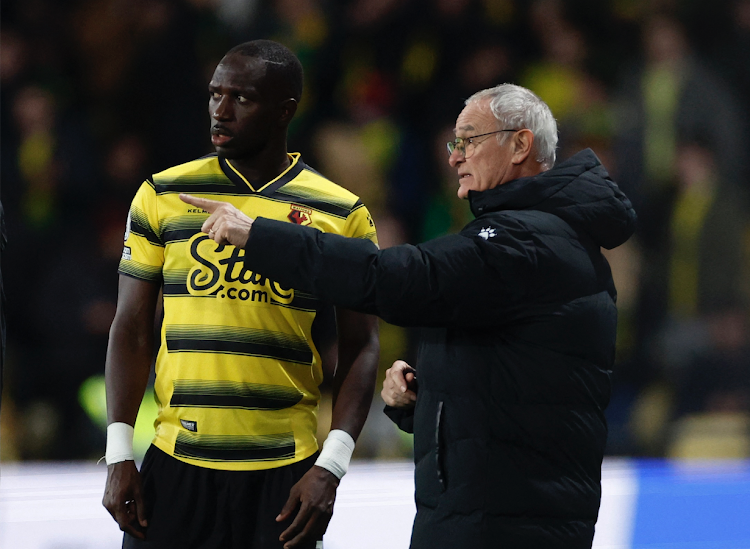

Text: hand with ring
xmin=180 ymin=194 xmax=254 ymax=247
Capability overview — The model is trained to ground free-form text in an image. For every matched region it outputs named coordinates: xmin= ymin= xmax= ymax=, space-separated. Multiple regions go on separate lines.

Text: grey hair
xmin=466 ymin=84 xmax=558 ymax=170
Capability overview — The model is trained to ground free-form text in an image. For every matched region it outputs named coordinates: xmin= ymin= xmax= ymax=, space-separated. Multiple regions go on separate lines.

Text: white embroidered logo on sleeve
xmin=478 ymin=227 xmax=496 ymax=240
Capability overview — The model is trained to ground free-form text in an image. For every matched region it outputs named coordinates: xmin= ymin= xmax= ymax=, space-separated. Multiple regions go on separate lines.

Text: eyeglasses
xmin=446 ymin=129 xmax=518 ymax=158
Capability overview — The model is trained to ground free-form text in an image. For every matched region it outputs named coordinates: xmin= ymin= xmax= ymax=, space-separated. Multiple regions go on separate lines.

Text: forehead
xmin=210 ymin=53 xmax=268 ymax=90
xmin=454 ymin=99 xmax=497 ymax=135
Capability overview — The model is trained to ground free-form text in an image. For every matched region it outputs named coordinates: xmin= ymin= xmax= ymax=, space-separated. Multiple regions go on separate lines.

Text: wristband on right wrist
xmin=105 ymin=422 xmax=135 ymax=465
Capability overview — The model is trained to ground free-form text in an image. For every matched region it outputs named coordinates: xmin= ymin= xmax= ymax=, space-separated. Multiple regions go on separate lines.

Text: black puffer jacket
xmin=244 ymin=149 xmax=637 ymax=549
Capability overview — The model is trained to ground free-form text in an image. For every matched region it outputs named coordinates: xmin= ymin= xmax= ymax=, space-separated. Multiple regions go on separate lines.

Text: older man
xmin=182 ymin=83 xmax=637 ymax=548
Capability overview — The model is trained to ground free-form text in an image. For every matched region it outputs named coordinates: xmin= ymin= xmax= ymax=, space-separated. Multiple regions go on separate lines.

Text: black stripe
xmin=166 ymin=338 xmax=313 ymax=364
xmin=119 ymin=262 xmax=163 ymax=283
xmin=267 ymin=191 xmax=352 ymax=219
xmin=161 ymin=285 xmax=317 ymax=307
xmin=272 ymin=293 xmax=319 ymax=311
xmin=129 ymin=210 xmax=163 ymax=246
xmin=162 ymin=228 xmax=202 ymax=244
xmin=170 ymin=381 xmax=303 ymax=410
xmin=163 ymin=282 xmax=190 ymax=295
xmin=130 ymin=224 xmax=163 ymax=246
xmin=161 ymin=273 xmax=317 ymax=306
xmin=174 ymin=432 xmax=296 ymax=462
xmin=153 ymin=156 xmax=236 ymax=195
xmin=154 ymin=183 xmax=240 ymax=195
xmin=171 ymin=393 xmax=300 ymax=409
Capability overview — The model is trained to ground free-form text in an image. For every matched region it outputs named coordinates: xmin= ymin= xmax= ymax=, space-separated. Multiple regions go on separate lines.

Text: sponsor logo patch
xmin=121 ymin=246 xmax=132 ymax=260
xmin=180 ymin=419 xmax=197 ymax=432
xmin=186 ymin=233 xmax=294 ymax=305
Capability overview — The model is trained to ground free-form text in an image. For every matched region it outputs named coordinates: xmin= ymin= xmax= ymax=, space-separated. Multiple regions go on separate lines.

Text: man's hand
xmin=276 ymin=465 xmax=339 ymax=549
xmin=179 ymin=194 xmax=254 ymax=247
xmin=102 ymin=460 xmax=148 ymax=539
xmin=381 ymin=360 xmax=418 ymax=409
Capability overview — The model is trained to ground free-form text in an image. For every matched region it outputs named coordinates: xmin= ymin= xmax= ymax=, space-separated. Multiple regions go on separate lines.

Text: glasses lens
xmin=447 ymin=138 xmax=466 ymax=156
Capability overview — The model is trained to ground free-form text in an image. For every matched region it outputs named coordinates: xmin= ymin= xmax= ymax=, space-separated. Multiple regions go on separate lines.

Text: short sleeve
xmin=118 ymin=181 xmax=164 ymax=283
xmin=343 ymin=203 xmax=378 ymax=247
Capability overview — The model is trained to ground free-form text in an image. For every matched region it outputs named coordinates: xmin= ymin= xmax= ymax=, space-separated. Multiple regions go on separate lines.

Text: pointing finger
xmin=179 ymin=193 xmax=222 ymax=212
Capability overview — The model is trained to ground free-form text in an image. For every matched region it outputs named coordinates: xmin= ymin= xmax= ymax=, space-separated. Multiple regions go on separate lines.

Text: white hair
xmin=466 ymin=84 xmax=558 ymax=170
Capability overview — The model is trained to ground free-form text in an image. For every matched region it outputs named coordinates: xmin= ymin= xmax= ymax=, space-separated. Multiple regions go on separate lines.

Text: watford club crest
xmin=288 ymin=204 xmax=312 ymax=226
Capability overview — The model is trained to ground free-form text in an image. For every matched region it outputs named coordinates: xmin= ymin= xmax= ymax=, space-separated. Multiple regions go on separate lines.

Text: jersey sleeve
xmin=118 ymin=180 xmax=164 ymax=283
xmin=343 ymin=202 xmax=378 ymax=247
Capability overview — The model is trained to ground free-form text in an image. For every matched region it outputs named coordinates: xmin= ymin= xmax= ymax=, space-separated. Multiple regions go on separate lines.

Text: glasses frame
xmin=447 ymin=129 xmax=518 ymax=158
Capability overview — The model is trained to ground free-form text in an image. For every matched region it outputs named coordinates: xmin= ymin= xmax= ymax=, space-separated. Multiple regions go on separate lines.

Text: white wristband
xmin=315 ymin=429 xmax=355 ymax=479
xmin=105 ymin=422 xmax=135 ymax=465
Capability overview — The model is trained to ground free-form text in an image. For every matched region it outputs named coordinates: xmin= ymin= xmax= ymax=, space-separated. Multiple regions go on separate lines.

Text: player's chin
xmin=214 ymin=142 xmax=245 ymax=158
xmin=215 ymin=145 xmax=235 ymax=158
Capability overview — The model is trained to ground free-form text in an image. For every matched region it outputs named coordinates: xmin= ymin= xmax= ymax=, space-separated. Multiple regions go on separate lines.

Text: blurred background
xmin=2 ymin=0 xmax=750 ymax=470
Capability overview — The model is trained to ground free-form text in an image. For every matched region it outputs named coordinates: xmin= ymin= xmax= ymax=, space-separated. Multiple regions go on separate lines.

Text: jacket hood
xmin=468 ymin=148 xmax=637 ymax=249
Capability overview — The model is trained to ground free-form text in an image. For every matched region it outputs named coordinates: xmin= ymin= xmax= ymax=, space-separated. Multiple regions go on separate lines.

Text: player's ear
xmin=279 ymin=98 xmax=297 ymax=126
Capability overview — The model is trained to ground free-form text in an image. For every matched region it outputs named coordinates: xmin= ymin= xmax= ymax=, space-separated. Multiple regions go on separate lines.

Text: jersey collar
xmin=220 ymin=153 xmax=304 ymax=194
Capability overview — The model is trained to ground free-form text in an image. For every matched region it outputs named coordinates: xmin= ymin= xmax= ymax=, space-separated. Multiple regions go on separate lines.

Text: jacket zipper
xmin=435 ymin=400 xmax=446 ymax=491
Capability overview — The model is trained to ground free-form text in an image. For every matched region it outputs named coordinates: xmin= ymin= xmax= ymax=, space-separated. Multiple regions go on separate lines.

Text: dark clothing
xmin=124 ymin=446 xmax=320 ymax=549
xmin=244 ymin=149 xmax=637 ymax=548
xmin=0 ymin=200 xmax=5 ymax=407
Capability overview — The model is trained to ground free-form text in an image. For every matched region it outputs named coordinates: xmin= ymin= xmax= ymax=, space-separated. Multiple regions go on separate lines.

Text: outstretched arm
xmin=178 ymin=193 xmax=529 ymax=328
xmin=276 ymin=309 xmax=379 ymax=548
xmin=102 ymin=275 xmax=160 ymax=540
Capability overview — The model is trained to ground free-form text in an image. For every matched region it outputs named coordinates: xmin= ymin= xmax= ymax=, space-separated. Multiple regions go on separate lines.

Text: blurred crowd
xmin=2 ymin=0 xmax=750 ymax=462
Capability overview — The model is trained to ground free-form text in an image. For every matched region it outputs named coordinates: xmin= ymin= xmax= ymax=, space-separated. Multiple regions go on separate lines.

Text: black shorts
xmin=123 ymin=445 xmax=321 ymax=549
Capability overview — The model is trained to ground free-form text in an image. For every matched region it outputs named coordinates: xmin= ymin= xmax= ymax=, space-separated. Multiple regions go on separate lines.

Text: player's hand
xmin=179 ymin=194 xmax=254 ymax=248
xmin=102 ymin=460 xmax=148 ymax=539
xmin=381 ymin=360 xmax=418 ymax=409
xmin=276 ymin=465 xmax=339 ymax=549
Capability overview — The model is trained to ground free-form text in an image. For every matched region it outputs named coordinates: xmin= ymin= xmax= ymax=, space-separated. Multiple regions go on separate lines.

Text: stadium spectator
xmin=102 ymin=41 xmax=380 ymax=549
xmin=181 ymin=83 xmax=637 ymax=548
xmin=613 ymin=13 xmax=746 ymax=218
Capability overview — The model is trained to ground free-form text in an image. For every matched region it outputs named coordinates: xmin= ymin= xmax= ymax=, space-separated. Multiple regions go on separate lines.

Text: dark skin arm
xmin=102 ymin=275 xmax=160 ymax=540
xmin=276 ymin=308 xmax=379 ymax=549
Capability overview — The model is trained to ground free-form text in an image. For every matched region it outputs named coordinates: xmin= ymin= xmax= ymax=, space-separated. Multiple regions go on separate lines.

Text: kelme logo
xmin=187 ymin=234 xmax=294 ymax=304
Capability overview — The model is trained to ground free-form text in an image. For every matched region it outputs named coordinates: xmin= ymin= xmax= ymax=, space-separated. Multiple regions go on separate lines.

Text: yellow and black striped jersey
xmin=119 ymin=152 xmax=377 ymax=471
